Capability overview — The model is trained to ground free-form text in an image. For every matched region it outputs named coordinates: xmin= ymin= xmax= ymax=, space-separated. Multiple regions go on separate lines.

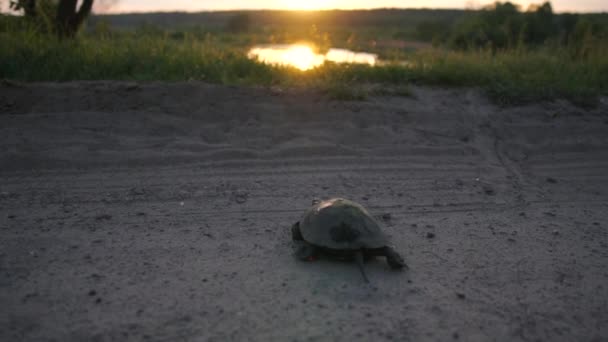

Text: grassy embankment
xmin=1 ymin=17 xmax=606 ymax=106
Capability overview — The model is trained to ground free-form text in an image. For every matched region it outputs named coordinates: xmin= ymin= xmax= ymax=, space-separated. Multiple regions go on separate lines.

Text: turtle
xmin=291 ymin=198 xmax=407 ymax=282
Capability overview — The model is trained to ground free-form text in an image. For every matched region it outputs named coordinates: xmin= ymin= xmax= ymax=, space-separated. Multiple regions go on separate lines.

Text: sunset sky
xmin=105 ymin=0 xmax=608 ymax=13
xmin=1 ymin=0 xmax=606 ymax=13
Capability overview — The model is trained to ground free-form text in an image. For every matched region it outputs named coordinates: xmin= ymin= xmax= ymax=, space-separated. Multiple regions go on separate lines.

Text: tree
xmin=524 ymin=2 xmax=555 ymax=44
xmin=9 ymin=0 xmax=99 ymax=37
xmin=56 ymin=0 xmax=94 ymax=37
xmin=449 ymin=1 xmax=560 ymax=50
xmin=449 ymin=2 xmax=523 ymax=50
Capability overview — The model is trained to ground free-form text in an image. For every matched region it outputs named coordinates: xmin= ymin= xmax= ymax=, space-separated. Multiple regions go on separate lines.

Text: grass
xmin=1 ymin=23 xmax=607 ymax=105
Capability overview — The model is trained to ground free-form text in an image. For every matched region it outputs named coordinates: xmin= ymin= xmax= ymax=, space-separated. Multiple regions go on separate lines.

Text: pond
xmin=247 ymin=44 xmax=378 ymax=71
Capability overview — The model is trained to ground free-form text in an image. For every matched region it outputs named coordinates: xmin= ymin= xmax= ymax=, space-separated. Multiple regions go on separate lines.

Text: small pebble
xmin=456 ymin=293 xmax=466 ymax=299
xmin=426 ymin=232 xmax=436 ymax=239
xmin=483 ymin=185 xmax=495 ymax=195
xmin=95 ymin=214 xmax=112 ymax=221
xmin=235 ymin=195 xmax=247 ymax=204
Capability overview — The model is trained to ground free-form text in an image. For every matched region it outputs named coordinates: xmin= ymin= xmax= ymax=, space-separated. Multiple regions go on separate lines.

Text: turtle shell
xmin=299 ymin=198 xmax=388 ymax=250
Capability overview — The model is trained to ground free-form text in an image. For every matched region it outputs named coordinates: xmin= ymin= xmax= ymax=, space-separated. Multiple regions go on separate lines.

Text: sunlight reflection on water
xmin=247 ymin=44 xmax=377 ymax=71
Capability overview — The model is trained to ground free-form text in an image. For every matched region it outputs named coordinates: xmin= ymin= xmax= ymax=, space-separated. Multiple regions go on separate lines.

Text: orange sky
xmin=107 ymin=0 xmax=606 ymax=13
xmin=1 ymin=0 xmax=606 ymax=13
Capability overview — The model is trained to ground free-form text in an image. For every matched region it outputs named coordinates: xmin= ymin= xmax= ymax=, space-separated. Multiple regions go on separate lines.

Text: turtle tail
xmin=355 ymin=250 xmax=369 ymax=283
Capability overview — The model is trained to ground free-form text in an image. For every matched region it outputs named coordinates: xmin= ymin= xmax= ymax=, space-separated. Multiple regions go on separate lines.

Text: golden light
xmin=282 ymin=45 xmax=324 ymax=71
xmin=282 ymin=0 xmax=334 ymax=10
xmin=248 ymin=44 xmax=324 ymax=71
xmin=248 ymin=44 xmax=378 ymax=71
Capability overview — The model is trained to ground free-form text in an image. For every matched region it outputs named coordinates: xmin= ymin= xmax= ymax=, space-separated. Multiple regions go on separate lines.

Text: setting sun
xmin=282 ymin=0 xmax=335 ymax=10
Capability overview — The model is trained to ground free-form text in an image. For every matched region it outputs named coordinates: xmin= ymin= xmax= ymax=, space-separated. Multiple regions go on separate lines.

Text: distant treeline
xmin=4 ymin=2 xmax=607 ymax=54
xmin=88 ymin=5 xmax=607 ymax=50
xmin=425 ymin=2 xmax=608 ymax=50
xmin=91 ymin=9 xmax=465 ymax=32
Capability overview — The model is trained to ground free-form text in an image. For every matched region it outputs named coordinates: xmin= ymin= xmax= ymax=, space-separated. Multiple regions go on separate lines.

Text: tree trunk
xmin=24 ymin=0 xmax=37 ymax=17
xmin=56 ymin=0 xmax=94 ymax=38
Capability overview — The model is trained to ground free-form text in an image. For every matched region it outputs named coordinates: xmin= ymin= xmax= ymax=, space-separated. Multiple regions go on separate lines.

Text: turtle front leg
xmin=292 ymin=222 xmax=319 ymax=261
xmin=294 ymin=242 xmax=319 ymax=261
xmin=291 ymin=222 xmax=304 ymax=241
xmin=383 ymin=246 xmax=408 ymax=269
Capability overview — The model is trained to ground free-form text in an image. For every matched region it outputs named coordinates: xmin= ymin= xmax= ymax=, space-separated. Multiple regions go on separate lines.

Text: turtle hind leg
xmin=295 ymin=242 xmax=319 ymax=261
xmin=383 ymin=246 xmax=408 ymax=269
xmin=355 ymin=250 xmax=370 ymax=283
xmin=291 ymin=222 xmax=304 ymax=241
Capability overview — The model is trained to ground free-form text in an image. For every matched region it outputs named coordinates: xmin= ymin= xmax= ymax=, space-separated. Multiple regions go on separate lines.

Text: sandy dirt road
xmin=1 ymin=81 xmax=607 ymax=341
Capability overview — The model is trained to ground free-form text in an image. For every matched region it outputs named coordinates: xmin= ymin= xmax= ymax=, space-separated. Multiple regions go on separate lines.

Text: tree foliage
xmin=414 ymin=1 xmax=608 ymax=52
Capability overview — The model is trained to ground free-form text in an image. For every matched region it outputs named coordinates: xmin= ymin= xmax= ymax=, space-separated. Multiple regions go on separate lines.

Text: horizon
xmin=106 ymin=0 xmax=608 ymax=13
xmin=1 ymin=0 xmax=608 ymax=14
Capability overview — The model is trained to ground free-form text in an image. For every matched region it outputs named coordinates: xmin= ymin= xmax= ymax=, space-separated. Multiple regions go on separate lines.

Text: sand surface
xmin=1 ymin=81 xmax=607 ymax=341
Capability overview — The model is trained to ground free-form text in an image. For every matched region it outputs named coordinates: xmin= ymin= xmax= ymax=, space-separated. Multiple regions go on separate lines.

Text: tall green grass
xmin=1 ymin=24 xmax=606 ymax=105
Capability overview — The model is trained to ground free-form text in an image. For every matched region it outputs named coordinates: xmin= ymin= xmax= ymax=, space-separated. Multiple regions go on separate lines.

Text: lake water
xmin=247 ymin=44 xmax=378 ymax=71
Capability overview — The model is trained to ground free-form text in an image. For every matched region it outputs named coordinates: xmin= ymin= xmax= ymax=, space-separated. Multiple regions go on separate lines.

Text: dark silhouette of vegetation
xmin=9 ymin=0 xmax=95 ymax=37
xmin=226 ymin=13 xmax=251 ymax=33
xmin=447 ymin=1 xmax=607 ymax=51
xmin=415 ymin=20 xmax=450 ymax=45
xmin=408 ymin=2 xmax=608 ymax=55
xmin=91 ymin=9 xmax=466 ymax=33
